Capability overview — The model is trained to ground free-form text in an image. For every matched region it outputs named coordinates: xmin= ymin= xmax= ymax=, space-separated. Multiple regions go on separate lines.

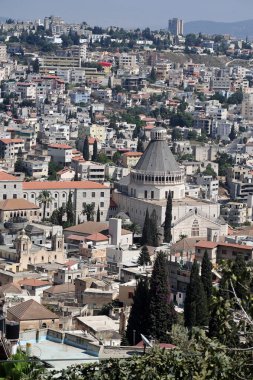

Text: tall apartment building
xmin=242 ymin=93 xmax=253 ymax=120
xmin=119 ymin=53 xmax=137 ymax=69
xmin=0 ymin=44 xmax=7 ymax=63
xmin=168 ymin=18 xmax=184 ymax=36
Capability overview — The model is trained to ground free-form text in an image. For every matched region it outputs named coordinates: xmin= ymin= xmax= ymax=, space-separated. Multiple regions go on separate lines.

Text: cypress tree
xmin=164 ymin=191 xmax=173 ymax=243
xmin=150 ymin=209 xmax=159 ymax=247
xmin=74 ymin=169 xmax=79 ymax=181
xmin=66 ymin=191 xmax=75 ymax=226
xmin=229 ymin=125 xmax=236 ymax=141
xmin=137 ymin=139 xmax=144 ymax=153
xmin=14 ymin=147 xmax=24 ymax=172
xmin=149 ymin=252 xmax=177 ymax=343
xmin=92 ymin=139 xmax=98 ymax=162
xmin=184 ymin=260 xmax=209 ymax=329
xmin=83 ymin=136 xmax=90 ymax=161
xmin=137 ymin=245 xmax=151 ymax=266
xmin=126 ymin=278 xmax=150 ymax=345
xmin=201 ymin=251 xmax=213 ymax=303
xmin=96 ymin=206 xmax=101 ymax=222
xmin=141 ymin=209 xmax=151 ymax=246
xmin=232 ymin=256 xmax=251 ymax=300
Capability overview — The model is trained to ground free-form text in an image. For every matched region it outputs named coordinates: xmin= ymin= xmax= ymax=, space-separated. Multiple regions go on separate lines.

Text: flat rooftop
xmin=22 ymin=340 xmax=98 ymax=371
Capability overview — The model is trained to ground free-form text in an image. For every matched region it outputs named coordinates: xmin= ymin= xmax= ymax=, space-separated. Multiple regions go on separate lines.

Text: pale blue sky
xmin=1 ymin=0 xmax=253 ymax=28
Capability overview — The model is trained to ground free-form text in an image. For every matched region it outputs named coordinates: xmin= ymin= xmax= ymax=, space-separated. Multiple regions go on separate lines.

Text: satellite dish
xmin=141 ymin=334 xmax=153 ymax=347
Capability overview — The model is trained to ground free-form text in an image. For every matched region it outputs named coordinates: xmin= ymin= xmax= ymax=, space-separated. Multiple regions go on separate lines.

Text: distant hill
xmin=184 ymin=20 xmax=253 ymax=39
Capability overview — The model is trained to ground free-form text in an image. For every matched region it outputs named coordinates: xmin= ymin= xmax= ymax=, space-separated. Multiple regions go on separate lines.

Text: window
xmin=128 ymin=292 xmax=134 ymax=299
xmin=100 ymin=192 xmax=104 ymax=197
xmin=3 ymin=194 xmax=6 ymax=200
xmin=54 ymin=203 xmax=57 ymax=208
xmin=4 ymin=185 xmax=6 ymax=189
xmin=191 ymin=219 xmax=200 ymax=237
xmin=31 ymin=194 xmax=34 ymax=198
xmin=100 ymin=202 xmax=104 ymax=207
xmin=14 ymin=184 xmax=16 ymax=189
xmin=144 ymin=190 xmax=147 ymax=199
xmin=54 ymin=194 xmax=58 ymax=198
xmin=92 ymin=192 xmax=95 ymax=197
xmin=83 ymin=192 xmax=86 ymax=197
xmin=13 ymin=194 xmax=17 ymax=199
xmin=62 ymin=193 xmax=65 ymax=198
xmin=151 ymin=191 xmax=154 ymax=199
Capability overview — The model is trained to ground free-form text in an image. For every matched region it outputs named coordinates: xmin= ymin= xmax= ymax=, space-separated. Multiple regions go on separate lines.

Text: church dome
xmin=135 ymin=126 xmax=181 ymax=174
xmin=16 ymin=229 xmax=30 ymax=241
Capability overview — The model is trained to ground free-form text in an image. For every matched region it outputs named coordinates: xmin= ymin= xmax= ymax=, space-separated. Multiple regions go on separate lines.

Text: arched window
xmin=191 ymin=219 xmax=200 ymax=237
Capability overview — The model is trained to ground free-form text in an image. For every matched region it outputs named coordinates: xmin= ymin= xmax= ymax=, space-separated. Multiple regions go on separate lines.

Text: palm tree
xmin=127 ymin=222 xmax=141 ymax=238
xmin=82 ymin=203 xmax=95 ymax=221
xmin=36 ymin=190 xmax=53 ymax=221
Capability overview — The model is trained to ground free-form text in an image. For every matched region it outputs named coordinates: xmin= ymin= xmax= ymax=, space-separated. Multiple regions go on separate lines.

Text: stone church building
xmin=0 ymin=229 xmax=66 ymax=272
xmin=113 ymin=126 xmax=227 ymax=243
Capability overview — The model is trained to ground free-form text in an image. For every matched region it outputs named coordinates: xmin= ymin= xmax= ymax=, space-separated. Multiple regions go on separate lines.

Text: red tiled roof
xmin=0 ymin=138 xmax=24 ymax=144
xmin=23 ymin=181 xmax=109 ymax=190
xmin=48 ymin=144 xmax=72 ymax=150
xmin=86 ymin=232 xmax=109 ymax=242
xmin=0 ymin=171 xmax=18 ymax=181
xmin=123 ymin=152 xmax=143 ymax=157
xmin=195 ymin=241 xmax=218 ymax=249
xmin=7 ymin=299 xmax=58 ymax=321
xmin=67 ymin=234 xmax=85 ymax=241
xmin=218 ymin=242 xmax=253 ymax=250
xmin=0 ymin=199 xmax=39 ymax=211
xmin=19 ymin=279 xmax=51 ymax=287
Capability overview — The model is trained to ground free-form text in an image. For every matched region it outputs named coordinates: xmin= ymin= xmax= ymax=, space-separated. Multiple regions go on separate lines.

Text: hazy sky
xmin=1 ymin=0 xmax=253 ymax=28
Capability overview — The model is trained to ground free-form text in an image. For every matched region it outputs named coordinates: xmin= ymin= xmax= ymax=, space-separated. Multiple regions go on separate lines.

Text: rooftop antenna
xmin=141 ymin=334 xmax=153 ymax=353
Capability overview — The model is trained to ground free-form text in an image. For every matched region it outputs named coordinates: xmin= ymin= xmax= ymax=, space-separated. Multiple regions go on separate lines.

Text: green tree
xmin=74 ymin=169 xmax=79 ymax=181
xmin=137 ymin=139 xmax=144 ymax=152
xmin=149 ymin=252 xmax=177 ymax=342
xmin=141 ymin=209 xmax=151 ymax=246
xmin=83 ymin=136 xmax=90 ymax=161
xmin=14 ymin=147 xmax=24 ymax=172
xmin=66 ymin=191 xmax=75 ymax=226
xmin=126 ymin=278 xmax=150 ymax=345
xmin=50 ymin=206 xmax=65 ymax=226
xmin=202 ymin=163 xmax=217 ymax=178
xmin=201 ymin=251 xmax=213 ymax=303
xmin=149 ymin=66 xmax=157 ymax=83
xmin=96 ymin=206 xmax=101 ymax=222
xmin=227 ymin=90 xmax=243 ymax=105
xmin=150 ymin=209 xmax=159 ymax=247
xmin=32 ymin=58 xmax=40 ymax=73
xmin=127 ymin=222 xmax=141 ymax=238
xmin=229 ymin=125 xmax=236 ymax=141
xmin=82 ymin=203 xmax=95 ymax=221
xmin=92 ymin=139 xmax=98 ymax=161
xmin=97 ymin=152 xmax=111 ymax=164
xmin=163 ymin=191 xmax=173 ymax=243
xmin=215 ymin=153 xmax=233 ymax=176
xmin=184 ymin=260 xmax=209 ymax=329
xmin=137 ymin=245 xmax=151 ymax=266
xmin=36 ymin=190 xmax=53 ymax=221
xmin=171 ymin=128 xmax=183 ymax=141
xmin=0 ymin=349 xmax=45 ymax=380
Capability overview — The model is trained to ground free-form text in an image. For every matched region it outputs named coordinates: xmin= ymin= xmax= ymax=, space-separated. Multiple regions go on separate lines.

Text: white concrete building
xmin=22 ymin=181 xmax=110 ymax=222
xmin=48 ymin=144 xmax=73 ymax=166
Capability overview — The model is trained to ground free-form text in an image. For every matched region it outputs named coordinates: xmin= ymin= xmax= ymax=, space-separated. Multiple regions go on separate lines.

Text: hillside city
xmin=0 ymin=15 xmax=252 ymax=379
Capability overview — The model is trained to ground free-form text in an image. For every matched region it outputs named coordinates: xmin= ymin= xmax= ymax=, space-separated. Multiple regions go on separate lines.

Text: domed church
xmin=113 ymin=125 xmax=227 ymax=243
